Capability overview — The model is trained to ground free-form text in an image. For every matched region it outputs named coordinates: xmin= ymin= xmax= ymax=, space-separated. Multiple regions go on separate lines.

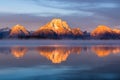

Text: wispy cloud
xmin=31 ymin=0 xmax=119 ymax=9
xmin=0 ymin=0 xmax=120 ymax=31
xmin=29 ymin=0 xmax=120 ymax=17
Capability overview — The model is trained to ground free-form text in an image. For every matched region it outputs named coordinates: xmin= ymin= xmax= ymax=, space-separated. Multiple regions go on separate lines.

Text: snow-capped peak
xmin=40 ymin=18 xmax=71 ymax=31
xmin=10 ymin=24 xmax=29 ymax=36
xmin=91 ymin=25 xmax=112 ymax=36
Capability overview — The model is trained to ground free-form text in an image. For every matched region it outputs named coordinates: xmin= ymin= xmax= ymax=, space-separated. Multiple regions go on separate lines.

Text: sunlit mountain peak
xmin=10 ymin=24 xmax=29 ymax=37
xmin=40 ymin=18 xmax=71 ymax=31
xmin=72 ymin=28 xmax=83 ymax=35
xmin=33 ymin=18 xmax=84 ymax=39
xmin=16 ymin=24 xmax=21 ymax=26
xmin=51 ymin=18 xmax=62 ymax=23
xmin=91 ymin=25 xmax=112 ymax=36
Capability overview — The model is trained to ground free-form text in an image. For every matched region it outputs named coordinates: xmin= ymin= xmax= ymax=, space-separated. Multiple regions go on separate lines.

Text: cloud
xmin=31 ymin=0 xmax=119 ymax=9
xmin=0 ymin=0 xmax=120 ymax=31
xmin=30 ymin=0 xmax=120 ymax=18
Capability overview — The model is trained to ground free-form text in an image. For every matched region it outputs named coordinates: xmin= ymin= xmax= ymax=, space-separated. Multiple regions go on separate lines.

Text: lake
xmin=0 ymin=40 xmax=120 ymax=80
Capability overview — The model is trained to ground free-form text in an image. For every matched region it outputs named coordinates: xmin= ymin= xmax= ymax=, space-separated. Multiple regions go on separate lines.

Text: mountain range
xmin=0 ymin=18 xmax=120 ymax=39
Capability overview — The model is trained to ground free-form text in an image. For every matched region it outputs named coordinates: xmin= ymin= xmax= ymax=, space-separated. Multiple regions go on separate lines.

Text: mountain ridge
xmin=0 ymin=18 xmax=120 ymax=39
xmin=33 ymin=18 xmax=83 ymax=39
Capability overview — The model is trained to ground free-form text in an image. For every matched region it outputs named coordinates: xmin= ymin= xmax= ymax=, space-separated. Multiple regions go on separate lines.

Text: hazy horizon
xmin=0 ymin=0 xmax=120 ymax=31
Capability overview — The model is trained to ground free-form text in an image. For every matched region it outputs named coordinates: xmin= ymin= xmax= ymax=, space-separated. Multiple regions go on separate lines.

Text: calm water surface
xmin=0 ymin=40 xmax=120 ymax=80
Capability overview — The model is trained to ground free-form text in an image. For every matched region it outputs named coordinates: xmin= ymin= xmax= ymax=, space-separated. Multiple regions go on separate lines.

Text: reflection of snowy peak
xmin=10 ymin=24 xmax=29 ymax=37
xmin=11 ymin=47 xmax=27 ymax=59
xmin=37 ymin=47 xmax=82 ymax=64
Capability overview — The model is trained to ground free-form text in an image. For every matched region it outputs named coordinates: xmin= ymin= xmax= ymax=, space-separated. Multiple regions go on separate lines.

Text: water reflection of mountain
xmin=36 ymin=47 xmax=82 ymax=63
xmin=11 ymin=47 xmax=28 ymax=58
xmin=0 ymin=46 xmax=120 ymax=63
xmin=92 ymin=46 xmax=120 ymax=57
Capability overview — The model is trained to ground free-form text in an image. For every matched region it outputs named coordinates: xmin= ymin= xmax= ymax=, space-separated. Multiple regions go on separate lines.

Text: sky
xmin=0 ymin=0 xmax=120 ymax=31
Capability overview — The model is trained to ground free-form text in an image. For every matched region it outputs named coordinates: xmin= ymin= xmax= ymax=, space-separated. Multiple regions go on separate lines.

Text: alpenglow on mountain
xmin=0 ymin=18 xmax=120 ymax=39
xmin=10 ymin=24 xmax=30 ymax=38
xmin=33 ymin=18 xmax=83 ymax=39
xmin=91 ymin=25 xmax=113 ymax=37
xmin=91 ymin=25 xmax=120 ymax=39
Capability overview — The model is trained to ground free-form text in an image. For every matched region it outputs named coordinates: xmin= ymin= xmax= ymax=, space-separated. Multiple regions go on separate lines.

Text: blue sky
xmin=0 ymin=0 xmax=120 ymax=31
